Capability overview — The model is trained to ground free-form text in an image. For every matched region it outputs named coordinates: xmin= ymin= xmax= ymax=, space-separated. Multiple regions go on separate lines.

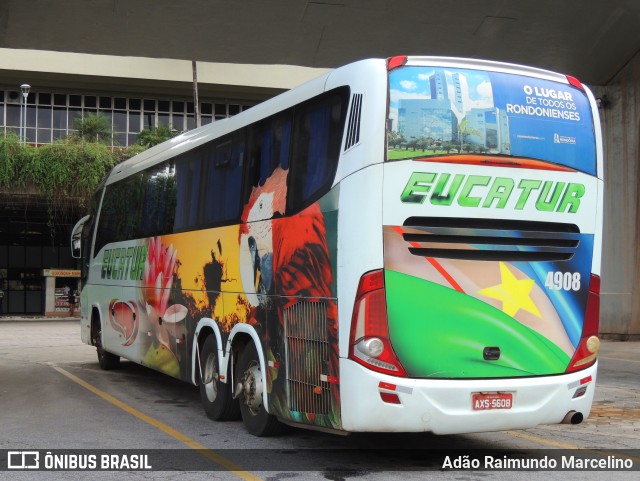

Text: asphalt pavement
xmin=1 ymin=314 xmax=638 ymax=443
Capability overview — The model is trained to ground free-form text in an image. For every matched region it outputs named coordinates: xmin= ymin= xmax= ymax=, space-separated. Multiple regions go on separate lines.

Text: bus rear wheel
xmin=198 ymin=334 xmax=240 ymax=421
xmin=236 ymin=342 xmax=284 ymax=436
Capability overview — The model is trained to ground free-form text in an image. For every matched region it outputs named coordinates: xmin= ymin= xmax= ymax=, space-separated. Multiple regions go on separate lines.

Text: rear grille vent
xmin=284 ymin=301 xmax=330 ymax=415
xmin=344 ymin=93 xmax=363 ymax=151
xmin=401 ymin=217 xmax=580 ymax=262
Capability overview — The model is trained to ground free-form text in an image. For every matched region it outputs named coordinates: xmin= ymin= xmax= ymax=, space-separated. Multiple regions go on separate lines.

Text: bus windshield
xmin=388 ymin=66 xmax=597 ymax=176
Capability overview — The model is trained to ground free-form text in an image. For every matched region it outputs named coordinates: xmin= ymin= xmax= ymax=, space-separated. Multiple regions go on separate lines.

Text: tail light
xmin=566 ymin=75 xmax=585 ymax=91
xmin=566 ymin=274 xmax=600 ymax=373
xmin=387 ymin=56 xmax=408 ymax=71
xmin=349 ymin=270 xmax=407 ymax=377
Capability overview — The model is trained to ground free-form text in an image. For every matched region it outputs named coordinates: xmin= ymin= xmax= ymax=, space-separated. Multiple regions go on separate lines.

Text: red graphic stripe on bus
xmin=412 ymin=154 xmax=575 ymax=172
xmin=392 ymin=226 xmax=465 ymax=293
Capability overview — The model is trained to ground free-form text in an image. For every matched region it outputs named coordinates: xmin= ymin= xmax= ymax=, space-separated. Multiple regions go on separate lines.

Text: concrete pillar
xmin=594 ymin=51 xmax=640 ymax=340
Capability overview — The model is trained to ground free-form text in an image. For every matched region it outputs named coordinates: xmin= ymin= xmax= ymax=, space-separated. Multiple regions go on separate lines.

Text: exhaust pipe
xmin=561 ymin=410 xmax=584 ymax=425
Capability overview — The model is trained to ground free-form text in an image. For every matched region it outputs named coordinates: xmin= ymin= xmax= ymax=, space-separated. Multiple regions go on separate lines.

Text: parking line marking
xmin=600 ymin=356 xmax=640 ymax=363
xmin=52 ymin=365 xmax=262 ymax=481
xmin=505 ymin=430 xmax=580 ymax=449
xmin=505 ymin=430 xmax=640 ymax=463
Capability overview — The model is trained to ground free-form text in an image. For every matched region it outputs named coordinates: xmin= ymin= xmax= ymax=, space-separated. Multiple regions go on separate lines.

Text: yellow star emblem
xmin=478 ymin=262 xmax=541 ymax=318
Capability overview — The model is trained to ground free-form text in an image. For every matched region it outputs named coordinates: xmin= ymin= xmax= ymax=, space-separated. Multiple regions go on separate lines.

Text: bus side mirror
xmin=71 ymin=237 xmax=82 ymax=258
xmin=71 ymin=215 xmax=91 ymax=259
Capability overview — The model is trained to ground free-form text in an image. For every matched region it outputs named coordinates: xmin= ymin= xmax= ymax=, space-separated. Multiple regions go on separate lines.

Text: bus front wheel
xmin=198 ymin=334 xmax=240 ymax=421
xmin=92 ymin=319 xmax=120 ymax=370
xmin=236 ymin=342 xmax=284 ymax=436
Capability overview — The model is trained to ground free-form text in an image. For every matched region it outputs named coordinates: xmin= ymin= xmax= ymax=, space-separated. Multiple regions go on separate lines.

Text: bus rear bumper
xmin=339 ymin=358 xmax=598 ymax=434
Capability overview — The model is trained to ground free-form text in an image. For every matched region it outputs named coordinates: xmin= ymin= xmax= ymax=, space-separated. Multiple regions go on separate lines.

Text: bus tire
xmin=198 ymin=334 xmax=240 ymax=421
xmin=93 ymin=320 xmax=120 ymax=370
xmin=237 ymin=342 xmax=285 ymax=437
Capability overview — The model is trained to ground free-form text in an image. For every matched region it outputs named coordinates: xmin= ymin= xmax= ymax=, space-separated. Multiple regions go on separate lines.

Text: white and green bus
xmin=72 ymin=56 xmax=603 ymax=436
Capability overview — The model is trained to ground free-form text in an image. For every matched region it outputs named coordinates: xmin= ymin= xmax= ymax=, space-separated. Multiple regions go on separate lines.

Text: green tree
xmin=457 ymin=118 xmax=481 ymax=152
xmin=137 ymin=125 xmax=178 ymax=147
xmin=417 ymin=136 xmax=434 ymax=152
xmin=0 ymin=132 xmax=31 ymax=187
xmin=28 ymin=139 xmax=116 ymax=202
xmin=73 ymin=113 xmax=113 ymax=143
xmin=0 ymin=133 xmax=120 ymax=198
xmin=442 ymin=141 xmax=455 ymax=154
xmin=424 ymin=136 xmax=436 ymax=153
xmin=0 ymin=131 xmax=153 ymax=236
xmin=113 ymin=144 xmax=148 ymax=163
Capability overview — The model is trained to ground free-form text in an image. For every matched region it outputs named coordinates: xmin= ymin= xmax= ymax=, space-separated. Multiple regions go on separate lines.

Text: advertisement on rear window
xmin=388 ymin=66 xmax=596 ymax=175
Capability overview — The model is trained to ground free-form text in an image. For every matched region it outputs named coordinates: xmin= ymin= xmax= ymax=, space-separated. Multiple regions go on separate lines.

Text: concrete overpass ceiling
xmin=1 ymin=0 xmax=639 ymax=86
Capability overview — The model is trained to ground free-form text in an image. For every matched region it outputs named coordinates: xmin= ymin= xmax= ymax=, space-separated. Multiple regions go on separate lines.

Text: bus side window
xmin=94 ymin=173 xmax=144 ymax=253
xmin=276 ymin=115 xmax=292 ymax=170
xmin=243 ymin=110 xmax=293 ymax=213
xmin=242 ymin=109 xmax=293 ymax=221
xmin=200 ymin=131 xmax=244 ymax=226
xmin=174 ymin=149 xmax=205 ymax=230
xmin=246 ymin=120 xmax=273 ymax=189
xmin=140 ymin=160 xmax=176 ymax=237
xmin=288 ymin=87 xmax=348 ymax=213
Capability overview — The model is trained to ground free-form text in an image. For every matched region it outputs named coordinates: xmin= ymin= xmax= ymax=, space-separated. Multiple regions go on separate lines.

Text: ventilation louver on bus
xmin=284 ymin=301 xmax=331 ymax=415
xmin=344 ymin=93 xmax=363 ymax=151
xmin=401 ymin=217 xmax=580 ymax=262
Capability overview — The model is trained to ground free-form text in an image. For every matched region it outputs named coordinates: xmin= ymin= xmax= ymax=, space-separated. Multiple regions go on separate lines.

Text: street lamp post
xmin=20 ymin=83 xmax=30 ymax=144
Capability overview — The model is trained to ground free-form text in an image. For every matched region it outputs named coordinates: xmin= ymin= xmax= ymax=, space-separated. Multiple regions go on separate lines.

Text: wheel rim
xmin=242 ymin=360 xmax=263 ymax=415
xmin=203 ymin=352 xmax=218 ymax=402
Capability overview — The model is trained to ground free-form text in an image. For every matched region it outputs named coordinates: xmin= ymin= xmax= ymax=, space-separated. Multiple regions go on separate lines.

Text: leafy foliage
xmin=114 ymin=144 xmax=147 ymax=163
xmin=31 ymin=140 xmax=116 ymax=202
xmin=137 ymin=125 xmax=178 ymax=147
xmin=0 ymin=132 xmax=151 ymax=228
xmin=0 ymin=132 xmax=32 ymax=188
xmin=72 ymin=113 xmax=113 ymax=143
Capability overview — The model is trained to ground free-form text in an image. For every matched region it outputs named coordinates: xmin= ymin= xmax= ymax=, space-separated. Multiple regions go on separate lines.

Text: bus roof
xmin=106 ymin=55 xmax=597 ymax=185
xmin=106 ymin=70 xmax=332 ymax=185
xmin=398 ymin=56 xmax=573 ymax=85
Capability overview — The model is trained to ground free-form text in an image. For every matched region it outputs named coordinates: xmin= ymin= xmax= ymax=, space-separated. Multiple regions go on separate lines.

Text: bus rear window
xmin=388 ymin=66 xmax=596 ymax=176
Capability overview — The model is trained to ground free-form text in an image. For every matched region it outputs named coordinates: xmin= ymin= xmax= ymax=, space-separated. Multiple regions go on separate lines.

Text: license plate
xmin=472 ymin=392 xmax=513 ymax=411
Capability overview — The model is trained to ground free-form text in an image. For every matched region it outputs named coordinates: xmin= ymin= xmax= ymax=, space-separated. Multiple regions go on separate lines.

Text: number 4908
xmin=545 ymin=271 xmax=581 ymax=291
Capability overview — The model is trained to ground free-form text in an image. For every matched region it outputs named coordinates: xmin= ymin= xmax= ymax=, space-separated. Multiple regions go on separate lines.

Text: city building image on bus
xmin=71 ymin=56 xmax=604 ymax=436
